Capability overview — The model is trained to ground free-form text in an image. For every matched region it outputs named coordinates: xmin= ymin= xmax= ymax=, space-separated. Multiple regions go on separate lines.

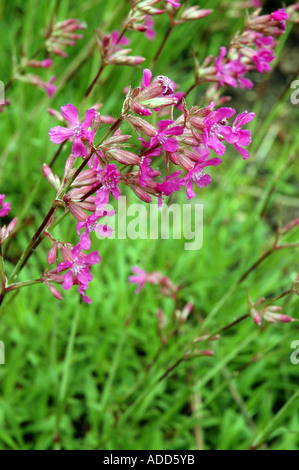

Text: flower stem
xmin=0 ymin=246 xmax=5 ymax=288
xmin=151 ymin=25 xmax=173 ymax=68
xmin=7 ymin=202 xmax=59 ymax=285
xmin=84 ymin=63 xmax=106 ymax=100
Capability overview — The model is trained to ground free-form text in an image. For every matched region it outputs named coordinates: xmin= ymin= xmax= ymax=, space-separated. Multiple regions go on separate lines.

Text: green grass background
xmin=0 ymin=0 xmax=299 ymax=450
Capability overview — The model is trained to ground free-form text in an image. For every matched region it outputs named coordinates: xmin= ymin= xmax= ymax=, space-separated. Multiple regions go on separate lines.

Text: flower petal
xmin=61 ymin=103 xmax=79 ymax=127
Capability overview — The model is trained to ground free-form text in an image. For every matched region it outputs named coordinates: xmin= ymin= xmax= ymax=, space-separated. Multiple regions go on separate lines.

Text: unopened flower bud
xmin=42 ymin=164 xmax=60 ymax=190
xmin=47 ymin=242 xmax=58 ymax=265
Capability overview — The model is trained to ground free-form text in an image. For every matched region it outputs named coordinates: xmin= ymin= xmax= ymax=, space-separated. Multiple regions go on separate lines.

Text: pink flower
xmin=128 ymin=266 xmax=177 ymax=295
xmin=215 ymin=47 xmax=253 ymax=89
xmin=150 ymin=120 xmax=184 ymax=153
xmin=157 ymin=170 xmax=182 ymax=207
xmin=138 ymin=148 xmax=161 ymax=187
xmin=28 ymin=75 xmax=57 ymax=97
xmin=108 ymin=30 xmax=130 ymax=54
xmin=57 ymin=244 xmax=101 ymax=303
xmin=96 ymin=164 xmax=121 ymax=206
xmin=77 ymin=208 xmax=115 ymax=250
xmin=203 ymin=107 xmax=236 ymax=156
xmin=270 ymin=9 xmax=289 ymax=22
xmin=140 ymin=69 xmax=176 ymax=96
xmin=0 ymin=195 xmax=11 ymax=217
xmin=252 ymin=49 xmax=275 ymax=73
xmin=45 ymin=77 xmax=57 ymax=98
xmin=217 ymin=110 xmax=255 ymax=159
xmin=128 ymin=266 xmax=147 ymax=293
xmin=182 ymin=155 xmax=222 ymax=199
xmin=49 ymin=103 xmax=96 ymax=157
xmin=144 ymin=15 xmax=156 ymax=41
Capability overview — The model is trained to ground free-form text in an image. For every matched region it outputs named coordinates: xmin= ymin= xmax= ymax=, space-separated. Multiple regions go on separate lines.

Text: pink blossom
xmin=129 ymin=266 xmax=177 ymax=295
xmin=108 ymin=30 xmax=130 ymax=54
xmin=203 ymin=107 xmax=236 ymax=156
xmin=49 ymin=103 xmax=96 ymax=157
xmin=140 ymin=69 xmax=175 ymax=96
xmin=96 ymin=164 xmax=121 ymax=206
xmin=157 ymin=170 xmax=182 ymax=207
xmin=128 ymin=266 xmax=147 ymax=293
xmin=252 ymin=49 xmax=275 ymax=73
xmin=144 ymin=15 xmax=156 ymax=41
xmin=215 ymin=47 xmax=253 ymax=89
xmin=182 ymin=156 xmax=222 ymax=199
xmin=45 ymin=77 xmax=57 ymax=98
xmin=77 ymin=208 xmax=115 ymax=250
xmin=0 ymin=195 xmax=11 ymax=217
xmin=150 ymin=120 xmax=184 ymax=153
xmin=138 ymin=148 xmax=161 ymax=187
xmin=57 ymin=244 xmax=101 ymax=303
xmin=270 ymin=9 xmax=289 ymax=22
xmin=217 ymin=110 xmax=255 ymax=159
xmin=28 ymin=75 xmax=57 ymax=97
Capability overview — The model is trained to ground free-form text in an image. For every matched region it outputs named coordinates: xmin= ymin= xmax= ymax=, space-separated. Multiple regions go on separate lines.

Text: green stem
xmin=5 ymin=279 xmax=42 ymax=291
xmin=0 ymin=246 xmax=5 ymax=288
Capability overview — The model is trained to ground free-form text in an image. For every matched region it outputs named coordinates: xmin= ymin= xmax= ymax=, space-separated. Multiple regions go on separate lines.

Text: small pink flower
xmin=46 ymin=77 xmax=57 ymax=98
xmin=128 ymin=266 xmax=147 ymax=293
xmin=57 ymin=244 xmax=101 ymax=303
xmin=28 ymin=75 xmax=57 ymax=97
xmin=144 ymin=15 xmax=156 ymax=41
xmin=252 ymin=49 xmax=275 ymax=73
xmin=0 ymin=195 xmax=11 ymax=217
xmin=217 ymin=110 xmax=255 ymax=159
xmin=129 ymin=266 xmax=177 ymax=295
xmin=215 ymin=47 xmax=253 ymax=89
xmin=49 ymin=103 xmax=96 ymax=157
xmin=77 ymin=208 xmax=115 ymax=250
xmin=150 ymin=120 xmax=184 ymax=153
xmin=270 ymin=9 xmax=289 ymax=22
xmin=182 ymin=154 xmax=222 ymax=199
xmin=140 ymin=69 xmax=176 ymax=96
xmin=108 ymin=30 xmax=130 ymax=54
xmin=138 ymin=148 xmax=161 ymax=188
xmin=96 ymin=164 xmax=121 ymax=206
xmin=157 ymin=170 xmax=182 ymax=207
xmin=203 ymin=107 xmax=236 ymax=156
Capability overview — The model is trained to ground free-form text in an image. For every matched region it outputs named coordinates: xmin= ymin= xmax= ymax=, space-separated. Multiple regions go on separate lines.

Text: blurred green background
xmin=0 ymin=0 xmax=299 ymax=450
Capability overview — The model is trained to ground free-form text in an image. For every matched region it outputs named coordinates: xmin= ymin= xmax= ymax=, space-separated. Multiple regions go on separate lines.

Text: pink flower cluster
xmin=45 ymin=18 xmax=87 ymax=58
xmin=128 ymin=265 xmax=216 ymax=355
xmin=198 ymin=7 xmax=289 ymax=91
xmin=11 ymin=18 xmax=86 ymax=99
xmin=125 ymin=0 xmax=212 ymax=44
xmin=44 ymin=61 xmax=256 ymax=302
xmin=249 ymin=297 xmax=297 ymax=326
